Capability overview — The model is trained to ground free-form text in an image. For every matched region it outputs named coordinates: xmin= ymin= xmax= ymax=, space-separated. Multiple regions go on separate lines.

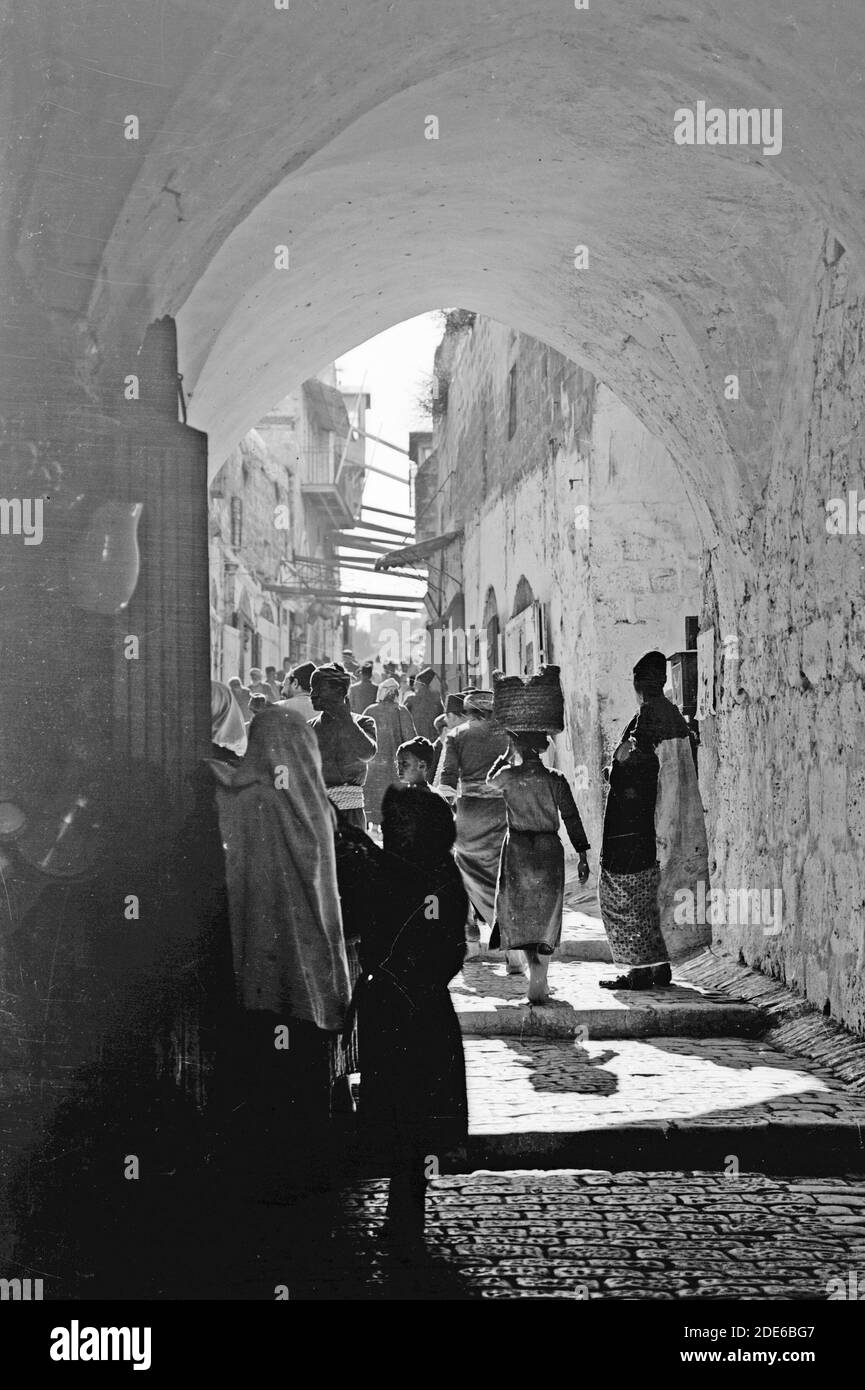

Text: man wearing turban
xmin=402 ymin=666 xmax=444 ymax=743
xmin=308 ymin=663 xmax=377 ymax=830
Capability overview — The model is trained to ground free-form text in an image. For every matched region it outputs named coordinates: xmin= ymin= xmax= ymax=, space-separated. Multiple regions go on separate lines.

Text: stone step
xmin=452 ymin=959 xmax=763 ymax=1040
xmin=477 ymin=911 xmax=612 ymax=962
xmin=462 ymin=1035 xmax=865 ymax=1174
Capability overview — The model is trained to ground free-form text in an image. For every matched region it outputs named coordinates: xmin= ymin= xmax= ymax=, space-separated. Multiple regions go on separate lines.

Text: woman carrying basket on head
xmin=487 ymin=670 xmax=591 ymax=1004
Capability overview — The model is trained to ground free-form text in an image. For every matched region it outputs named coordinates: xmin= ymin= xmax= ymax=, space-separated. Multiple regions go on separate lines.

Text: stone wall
xmin=434 ymin=316 xmax=702 ymax=850
xmin=701 ymin=242 xmax=865 ymax=1033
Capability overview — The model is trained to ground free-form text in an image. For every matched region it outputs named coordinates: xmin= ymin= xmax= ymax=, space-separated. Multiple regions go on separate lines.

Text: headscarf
xmin=376 ymin=677 xmax=400 ymax=702
xmin=210 ymin=706 xmax=351 ymax=1028
xmin=228 ymin=678 xmax=252 ymax=720
xmin=633 ymin=650 xmax=668 ymax=694
xmin=211 ymin=681 xmax=248 ymax=756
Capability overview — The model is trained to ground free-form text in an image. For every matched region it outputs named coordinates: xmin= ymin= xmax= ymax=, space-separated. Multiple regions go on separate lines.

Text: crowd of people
xmin=206 ymin=647 xmax=709 ymax=1254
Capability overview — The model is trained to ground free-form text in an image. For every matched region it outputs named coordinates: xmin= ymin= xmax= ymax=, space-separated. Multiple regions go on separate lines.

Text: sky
xmin=334 ymin=310 xmax=444 ymax=623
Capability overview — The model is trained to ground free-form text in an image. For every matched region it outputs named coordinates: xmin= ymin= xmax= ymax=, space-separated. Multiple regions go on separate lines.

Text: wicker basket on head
xmin=492 ymin=665 xmax=564 ymax=732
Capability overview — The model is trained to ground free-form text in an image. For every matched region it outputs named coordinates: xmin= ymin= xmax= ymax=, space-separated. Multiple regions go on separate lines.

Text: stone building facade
xmin=209 ymin=368 xmax=368 ymax=680
xmin=420 ymin=312 xmax=702 ymax=851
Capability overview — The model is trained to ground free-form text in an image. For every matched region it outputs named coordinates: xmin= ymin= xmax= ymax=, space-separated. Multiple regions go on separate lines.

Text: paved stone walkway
xmin=262 ymin=1171 xmax=865 ymax=1300
xmin=462 ymin=1035 xmax=865 ymax=1170
xmin=454 ymin=959 xmax=762 ymax=1038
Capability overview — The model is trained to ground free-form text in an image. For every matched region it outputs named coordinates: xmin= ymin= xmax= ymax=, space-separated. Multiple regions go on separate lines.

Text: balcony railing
xmin=300 ymin=445 xmax=365 ymax=526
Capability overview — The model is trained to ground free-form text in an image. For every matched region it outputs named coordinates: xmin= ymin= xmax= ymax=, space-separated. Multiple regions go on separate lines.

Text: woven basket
xmin=493 ymin=666 xmax=564 ymax=732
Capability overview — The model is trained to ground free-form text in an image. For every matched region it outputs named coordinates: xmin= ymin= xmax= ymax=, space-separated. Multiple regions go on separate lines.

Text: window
xmin=230 ymin=497 xmax=243 ymax=549
xmin=507 ymin=364 xmax=517 ymax=440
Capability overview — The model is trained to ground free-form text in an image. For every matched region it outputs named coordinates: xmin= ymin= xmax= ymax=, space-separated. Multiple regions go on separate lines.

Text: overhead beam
xmin=264 ymin=586 xmax=424 ymax=603
xmin=332 ymin=534 xmax=395 ymax=553
xmin=362 ymin=505 xmax=415 ymax=523
xmin=350 ymin=428 xmax=413 ymax=458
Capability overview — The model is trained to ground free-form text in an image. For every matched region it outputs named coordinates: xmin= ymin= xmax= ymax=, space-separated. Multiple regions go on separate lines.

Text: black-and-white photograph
xmin=1 ymin=0 xmax=864 ymax=1352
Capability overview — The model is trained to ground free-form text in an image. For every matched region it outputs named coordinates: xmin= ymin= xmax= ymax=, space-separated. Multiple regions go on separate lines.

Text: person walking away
xmin=488 ymin=732 xmax=590 ymax=1004
xmin=429 ymin=715 xmax=448 ymax=780
xmin=349 ymin=659 xmax=378 ymax=715
xmin=438 ymin=690 xmax=514 ymax=964
xmin=309 ymin=663 xmax=377 ymax=830
xmin=264 ymin=666 xmax=282 ymax=701
xmin=598 ymin=649 xmax=710 ymax=990
xmin=209 ymin=706 xmax=352 ymax=1174
xmin=361 ymin=678 xmax=416 ymax=828
xmin=357 ymin=783 xmax=468 ymax=1255
xmin=431 ymin=694 xmax=467 ymax=791
xmin=211 ymin=681 xmax=248 ymax=764
xmin=403 ymin=666 xmax=443 ymax=742
xmin=396 ymin=736 xmax=437 ymax=789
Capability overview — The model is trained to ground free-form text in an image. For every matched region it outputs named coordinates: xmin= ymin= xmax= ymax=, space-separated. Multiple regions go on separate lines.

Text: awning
xmin=302 ymin=379 xmax=350 ymax=436
xmin=374 ymin=529 xmax=463 ymax=571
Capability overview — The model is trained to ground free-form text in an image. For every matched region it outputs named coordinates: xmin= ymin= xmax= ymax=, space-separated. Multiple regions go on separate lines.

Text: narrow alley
xmin=2 ymin=0 xmax=865 ymax=1350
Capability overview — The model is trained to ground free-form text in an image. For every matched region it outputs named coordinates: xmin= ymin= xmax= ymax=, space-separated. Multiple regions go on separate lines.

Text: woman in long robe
xmin=598 ymin=650 xmax=710 ymax=989
xmin=438 ymin=691 xmax=516 ymax=965
xmin=488 ymin=732 xmax=590 ymax=1003
xmin=357 ymin=782 xmax=468 ymax=1250
xmin=361 ymin=678 xmax=416 ymax=826
xmin=209 ymin=705 xmax=352 ymax=1162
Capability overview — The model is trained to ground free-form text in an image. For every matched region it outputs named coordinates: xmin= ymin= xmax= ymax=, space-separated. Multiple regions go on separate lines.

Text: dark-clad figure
xmin=598 ymin=650 xmax=710 ymax=990
xmin=439 ymin=690 xmax=511 ymax=956
xmin=361 ymin=678 xmax=416 ymax=826
xmin=309 ymin=663 xmax=377 ymax=829
xmin=402 ymin=666 xmax=443 ymax=742
xmin=358 ymin=783 xmax=468 ymax=1251
xmin=348 ymin=659 xmax=378 ymax=715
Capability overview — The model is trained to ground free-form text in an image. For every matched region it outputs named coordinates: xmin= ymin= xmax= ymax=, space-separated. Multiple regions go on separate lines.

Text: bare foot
xmin=527 ymin=988 xmax=551 ymax=1005
xmin=528 ymin=956 xmax=550 ymax=1004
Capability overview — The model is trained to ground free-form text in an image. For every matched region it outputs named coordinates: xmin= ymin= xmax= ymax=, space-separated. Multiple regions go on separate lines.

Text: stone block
xmin=801 ymin=618 xmax=829 ymax=684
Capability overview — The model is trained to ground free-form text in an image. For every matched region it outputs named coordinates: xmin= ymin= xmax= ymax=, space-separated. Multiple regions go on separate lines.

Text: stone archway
xmin=3 ymin=0 xmax=865 ymax=1030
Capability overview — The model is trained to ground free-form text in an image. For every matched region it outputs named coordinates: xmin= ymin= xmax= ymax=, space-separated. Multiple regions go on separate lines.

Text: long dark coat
xmin=356 ymin=785 xmax=468 ymax=1161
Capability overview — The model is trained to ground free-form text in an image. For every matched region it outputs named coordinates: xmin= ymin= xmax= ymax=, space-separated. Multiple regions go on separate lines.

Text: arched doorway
xmin=482 ymin=586 xmax=501 ymax=684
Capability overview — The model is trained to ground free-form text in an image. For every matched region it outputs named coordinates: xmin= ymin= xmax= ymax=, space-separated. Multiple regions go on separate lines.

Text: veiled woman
xmin=598 ymin=650 xmax=710 ymax=989
xmin=209 ymin=706 xmax=352 ymax=1160
xmin=211 ymin=680 xmax=248 ymax=764
xmin=361 ymin=678 xmax=416 ymax=826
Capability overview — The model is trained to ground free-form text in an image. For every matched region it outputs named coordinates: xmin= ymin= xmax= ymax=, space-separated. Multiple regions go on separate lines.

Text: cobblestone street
xmin=233 ymin=1171 xmax=865 ymax=1301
